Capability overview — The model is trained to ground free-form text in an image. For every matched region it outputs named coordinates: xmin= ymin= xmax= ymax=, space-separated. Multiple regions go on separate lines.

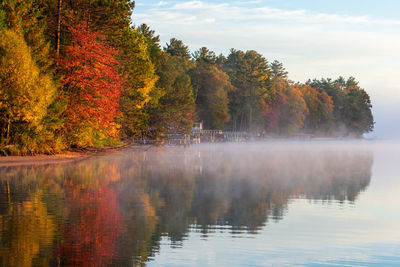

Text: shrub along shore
xmin=0 ymin=1 xmax=374 ymax=155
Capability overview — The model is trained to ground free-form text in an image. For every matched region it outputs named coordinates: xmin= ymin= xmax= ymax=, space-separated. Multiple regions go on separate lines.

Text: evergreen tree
xmin=342 ymin=78 xmax=374 ymax=136
xmin=149 ymin=52 xmax=195 ymax=136
xmin=118 ymin=27 xmax=158 ymax=138
xmin=224 ymin=49 xmax=271 ymax=132
xmin=270 ymin=60 xmax=288 ymax=79
xmin=193 ymin=47 xmax=217 ymax=64
xmin=164 ymin=38 xmax=190 ymax=59
xmin=138 ymin=23 xmax=166 ymax=71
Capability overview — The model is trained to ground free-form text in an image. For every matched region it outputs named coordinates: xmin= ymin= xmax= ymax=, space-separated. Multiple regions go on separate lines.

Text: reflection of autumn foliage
xmin=0 ymin=146 xmax=375 ymax=266
xmin=0 ymin=191 xmax=55 ymax=267
xmin=104 ymin=162 xmax=122 ymax=182
xmin=61 ymin=182 xmax=124 ymax=267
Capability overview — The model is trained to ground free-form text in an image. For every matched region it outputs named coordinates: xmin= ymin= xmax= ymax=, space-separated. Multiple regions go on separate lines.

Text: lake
xmin=0 ymin=141 xmax=399 ymax=266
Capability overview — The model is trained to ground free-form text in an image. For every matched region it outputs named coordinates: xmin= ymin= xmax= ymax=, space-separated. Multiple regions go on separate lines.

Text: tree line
xmin=0 ymin=0 xmax=374 ymax=154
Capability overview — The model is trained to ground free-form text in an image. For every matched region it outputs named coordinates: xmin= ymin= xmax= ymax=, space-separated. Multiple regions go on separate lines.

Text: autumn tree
xmin=57 ymin=23 xmax=124 ymax=146
xmin=0 ymin=0 xmax=53 ymax=70
xmin=0 ymin=0 xmax=66 ymax=154
xmin=264 ymin=78 xmax=308 ymax=135
xmin=190 ymin=47 xmax=234 ymax=129
xmin=47 ymin=1 xmax=158 ymax=139
xmin=307 ymin=78 xmax=346 ymax=124
xmin=0 ymin=30 xmax=57 ymax=154
xmin=300 ymin=84 xmax=334 ymax=134
xmin=307 ymin=77 xmax=374 ymax=136
xmin=278 ymin=83 xmax=309 ymax=134
xmin=264 ymin=77 xmax=287 ymax=133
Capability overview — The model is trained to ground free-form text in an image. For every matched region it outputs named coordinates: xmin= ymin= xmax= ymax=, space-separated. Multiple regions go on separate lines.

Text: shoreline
xmin=0 ymin=144 xmax=152 ymax=167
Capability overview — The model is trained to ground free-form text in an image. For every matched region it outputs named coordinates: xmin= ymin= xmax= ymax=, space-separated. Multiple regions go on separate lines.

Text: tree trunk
xmin=249 ymin=103 xmax=253 ymax=133
xmin=6 ymin=117 xmax=10 ymax=139
xmin=56 ymin=0 xmax=62 ymax=57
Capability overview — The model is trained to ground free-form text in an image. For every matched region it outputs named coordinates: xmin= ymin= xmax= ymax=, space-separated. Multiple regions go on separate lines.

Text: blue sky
xmin=135 ymin=0 xmax=400 ymax=17
xmin=132 ymin=1 xmax=400 ymax=138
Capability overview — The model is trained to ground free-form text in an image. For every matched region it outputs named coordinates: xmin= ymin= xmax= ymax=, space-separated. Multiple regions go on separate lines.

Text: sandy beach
xmin=0 ymin=151 xmax=91 ymax=167
xmin=0 ymin=144 xmax=151 ymax=167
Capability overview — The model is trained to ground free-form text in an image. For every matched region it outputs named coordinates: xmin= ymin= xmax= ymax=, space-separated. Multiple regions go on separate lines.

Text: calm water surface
xmin=0 ymin=141 xmax=399 ymax=266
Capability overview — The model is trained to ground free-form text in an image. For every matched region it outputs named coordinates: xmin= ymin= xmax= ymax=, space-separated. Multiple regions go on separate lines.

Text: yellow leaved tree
xmin=0 ymin=30 xmax=57 ymax=154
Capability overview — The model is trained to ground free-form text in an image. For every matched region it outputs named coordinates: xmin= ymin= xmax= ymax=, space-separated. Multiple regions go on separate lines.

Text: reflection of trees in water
xmin=0 ymin=159 xmax=126 ymax=266
xmin=116 ymin=147 xmax=373 ymax=265
xmin=0 ymin=146 xmax=373 ymax=266
xmin=0 ymin=166 xmax=61 ymax=267
xmin=182 ymin=148 xmax=373 ymax=235
xmin=60 ymin=182 xmax=123 ymax=267
xmin=0 ymin=190 xmax=55 ymax=267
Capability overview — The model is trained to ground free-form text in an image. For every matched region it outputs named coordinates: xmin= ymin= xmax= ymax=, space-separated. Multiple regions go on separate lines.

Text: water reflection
xmin=0 ymin=143 xmax=374 ymax=266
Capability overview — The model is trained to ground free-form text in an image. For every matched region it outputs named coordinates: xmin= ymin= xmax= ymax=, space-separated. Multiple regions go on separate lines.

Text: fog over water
xmin=0 ymin=141 xmax=399 ymax=266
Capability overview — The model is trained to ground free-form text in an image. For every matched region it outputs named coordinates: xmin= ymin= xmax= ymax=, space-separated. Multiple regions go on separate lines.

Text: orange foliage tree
xmin=57 ymin=23 xmax=124 ymax=146
xmin=265 ymin=93 xmax=287 ymax=133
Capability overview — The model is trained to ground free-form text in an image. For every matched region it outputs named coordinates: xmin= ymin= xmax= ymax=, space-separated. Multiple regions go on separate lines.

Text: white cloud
xmin=157 ymin=1 xmax=168 ymax=6
xmin=203 ymin=18 xmax=215 ymax=23
xmin=139 ymin=1 xmax=400 ymax=27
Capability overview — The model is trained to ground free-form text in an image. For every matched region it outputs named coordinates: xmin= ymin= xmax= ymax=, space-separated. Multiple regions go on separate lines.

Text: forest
xmin=0 ymin=0 xmax=374 ymax=154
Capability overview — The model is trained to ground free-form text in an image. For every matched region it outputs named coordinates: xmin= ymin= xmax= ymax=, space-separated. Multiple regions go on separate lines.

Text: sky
xmin=132 ymin=0 xmax=400 ymax=139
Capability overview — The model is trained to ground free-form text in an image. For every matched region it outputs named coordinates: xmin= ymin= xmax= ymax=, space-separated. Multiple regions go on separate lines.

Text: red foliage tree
xmin=266 ymin=93 xmax=287 ymax=133
xmin=57 ymin=23 xmax=124 ymax=140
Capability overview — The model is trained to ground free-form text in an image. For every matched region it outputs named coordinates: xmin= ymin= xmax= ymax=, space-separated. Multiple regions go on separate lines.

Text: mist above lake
xmin=0 ymin=141 xmax=399 ymax=266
